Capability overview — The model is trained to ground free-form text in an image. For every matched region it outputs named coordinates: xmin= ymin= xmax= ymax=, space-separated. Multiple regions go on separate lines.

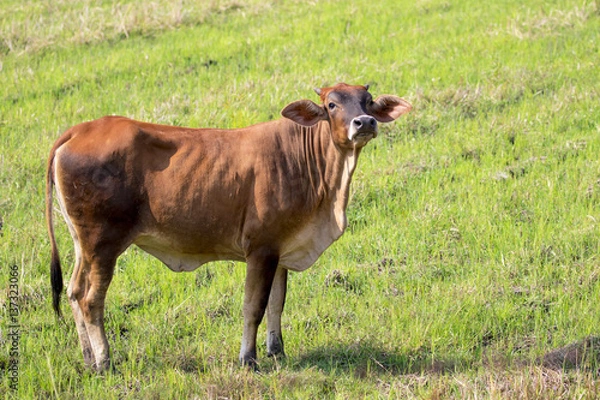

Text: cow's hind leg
xmin=69 ymin=253 xmax=116 ymax=372
xmin=239 ymin=248 xmax=279 ymax=368
xmin=266 ymin=266 xmax=287 ymax=358
xmin=56 ymin=184 xmax=97 ymax=368
xmin=67 ymin=256 xmax=95 ymax=368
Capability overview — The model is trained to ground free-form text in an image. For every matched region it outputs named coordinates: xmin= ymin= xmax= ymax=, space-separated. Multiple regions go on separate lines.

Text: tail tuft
xmin=50 ymin=255 xmax=63 ymax=317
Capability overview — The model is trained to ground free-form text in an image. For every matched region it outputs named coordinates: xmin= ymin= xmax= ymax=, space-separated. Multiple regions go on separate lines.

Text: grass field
xmin=2 ymin=0 xmax=600 ymax=398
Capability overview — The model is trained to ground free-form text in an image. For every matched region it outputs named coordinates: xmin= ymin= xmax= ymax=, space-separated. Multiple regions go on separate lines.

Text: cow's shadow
xmin=287 ymin=342 xmax=467 ymax=377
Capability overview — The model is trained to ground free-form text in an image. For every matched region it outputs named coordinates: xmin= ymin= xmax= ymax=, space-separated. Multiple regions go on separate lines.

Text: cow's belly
xmin=134 ymin=234 xmax=244 ymax=272
xmin=133 ymin=210 xmax=346 ymax=273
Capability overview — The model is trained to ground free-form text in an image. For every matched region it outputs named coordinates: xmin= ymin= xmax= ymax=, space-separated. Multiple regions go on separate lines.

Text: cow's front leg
xmin=239 ymin=248 xmax=279 ymax=369
xmin=267 ymin=266 xmax=287 ymax=358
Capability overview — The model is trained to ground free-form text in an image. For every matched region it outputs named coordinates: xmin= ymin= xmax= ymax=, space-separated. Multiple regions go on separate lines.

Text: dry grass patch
xmin=491 ymin=1 xmax=598 ymax=40
xmin=0 ymin=0 xmax=271 ymax=55
xmin=540 ymin=336 xmax=600 ymax=370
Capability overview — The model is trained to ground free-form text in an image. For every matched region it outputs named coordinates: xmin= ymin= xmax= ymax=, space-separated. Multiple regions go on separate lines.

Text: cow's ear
xmin=281 ymin=100 xmax=328 ymax=127
xmin=368 ymin=95 xmax=412 ymax=122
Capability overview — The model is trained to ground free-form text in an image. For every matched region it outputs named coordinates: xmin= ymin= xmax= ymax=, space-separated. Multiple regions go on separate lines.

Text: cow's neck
xmin=332 ymin=145 xmax=360 ymax=232
xmin=295 ymin=120 xmax=362 ymax=232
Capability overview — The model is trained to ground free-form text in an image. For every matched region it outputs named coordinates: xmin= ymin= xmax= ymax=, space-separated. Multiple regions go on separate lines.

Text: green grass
xmin=2 ymin=0 xmax=600 ymax=398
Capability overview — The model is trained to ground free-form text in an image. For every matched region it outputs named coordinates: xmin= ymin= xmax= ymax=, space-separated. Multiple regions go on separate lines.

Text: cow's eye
xmin=328 ymin=102 xmax=336 ymax=111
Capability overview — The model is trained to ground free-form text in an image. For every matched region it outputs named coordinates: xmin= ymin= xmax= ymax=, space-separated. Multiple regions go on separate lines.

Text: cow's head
xmin=281 ymin=83 xmax=412 ymax=149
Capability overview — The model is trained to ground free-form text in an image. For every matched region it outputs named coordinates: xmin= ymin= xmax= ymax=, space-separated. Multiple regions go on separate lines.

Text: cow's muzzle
xmin=349 ymin=115 xmax=378 ymax=141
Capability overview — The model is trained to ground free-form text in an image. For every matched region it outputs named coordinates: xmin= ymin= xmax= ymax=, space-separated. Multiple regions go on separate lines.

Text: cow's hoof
xmin=267 ymin=332 xmax=285 ymax=358
xmin=240 ymin=355 xmax=259 ymax=371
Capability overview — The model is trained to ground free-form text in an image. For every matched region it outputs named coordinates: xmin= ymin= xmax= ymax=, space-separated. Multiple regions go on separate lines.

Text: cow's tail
xmin=46 ymin=131 xmax=72 ymax=317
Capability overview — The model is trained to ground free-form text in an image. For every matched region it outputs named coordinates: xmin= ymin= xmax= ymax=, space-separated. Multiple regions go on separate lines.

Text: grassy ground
xmin=1 ymin=0 xmax=600 ymax=398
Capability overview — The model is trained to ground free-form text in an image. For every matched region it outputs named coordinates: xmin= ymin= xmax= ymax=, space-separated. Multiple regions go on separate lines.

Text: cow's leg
xmin=239 ymin=249 xmax=279 ymax=368
xmin=67 ymin=256 xmax=95 ymax=368
xmin=71 ymin=253 xmax=115 ymax=372
xmin=266 ymin=266 xmax=287 ymax=358
xmin=55 ymin=176 xmax=98 ymax=368
xmin=83 ymin=258 xmax=115 ymax=372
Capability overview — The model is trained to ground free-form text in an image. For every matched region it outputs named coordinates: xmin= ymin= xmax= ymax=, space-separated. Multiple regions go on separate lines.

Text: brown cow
xmin=46 ymin=83 xmax=412 ymax=371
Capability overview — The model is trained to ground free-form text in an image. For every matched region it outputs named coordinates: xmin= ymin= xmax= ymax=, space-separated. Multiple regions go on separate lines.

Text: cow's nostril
xmin=353 ymin=116 xmax=376 ymax=130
